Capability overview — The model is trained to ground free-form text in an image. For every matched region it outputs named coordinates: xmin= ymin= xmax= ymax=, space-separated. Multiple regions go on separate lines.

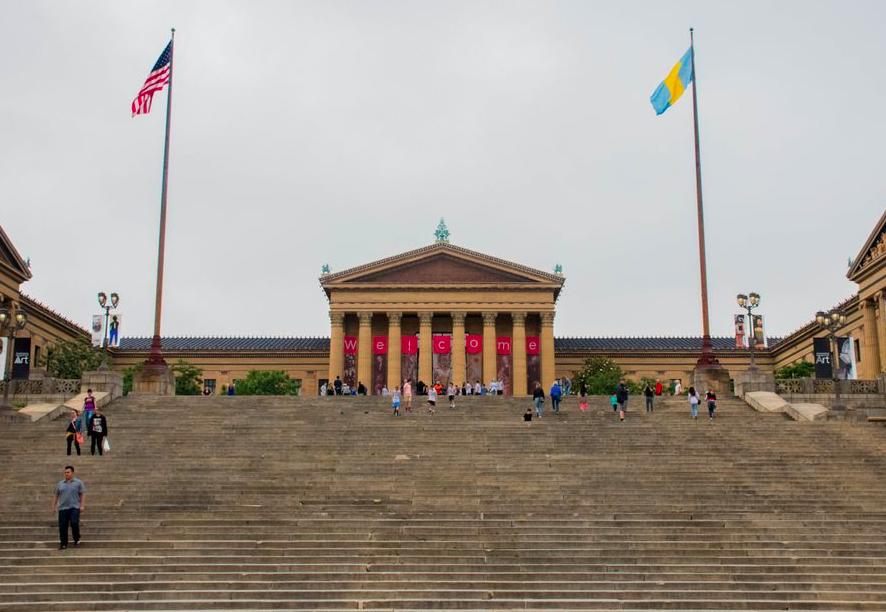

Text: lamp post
xmin=736 ymin=292 xmax=761 ymax=370
xmin=97 ymin=292 xmax=119 ymax=372
xmin=815 ymin=308 xmax=848 ymax=411
xmin=0 ymin=305 xmax=29 ymax=412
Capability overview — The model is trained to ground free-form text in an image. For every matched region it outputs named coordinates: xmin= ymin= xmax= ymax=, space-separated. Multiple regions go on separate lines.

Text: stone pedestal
xmin=734 ymin=368 xmax=776 ymax=399
xmin=82 ymin=369 xmax=125 ymax=400
xmin=693 ymin=366 xmax=733 ymax=398
xmin=132 ymin=364 xmax=175 ymax=396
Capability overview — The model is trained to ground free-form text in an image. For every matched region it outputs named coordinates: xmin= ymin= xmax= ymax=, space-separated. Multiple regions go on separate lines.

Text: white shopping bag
xmin=102 ymin=438 xmax=111 ymax=452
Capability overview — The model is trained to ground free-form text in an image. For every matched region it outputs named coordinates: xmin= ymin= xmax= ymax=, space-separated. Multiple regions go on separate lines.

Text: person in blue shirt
xmin=550 ymin=380 xmax=563 ymax=415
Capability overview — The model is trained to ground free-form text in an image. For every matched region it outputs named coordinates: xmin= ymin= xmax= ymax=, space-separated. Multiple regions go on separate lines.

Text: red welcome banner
xmin=526 ymin=336 xmax=540 ymax=355
xmin=372 ymin=336 xmax=387 ymax=354
xmin=465 ymin=334 xmax=482 ymax=354
xmin=433 ymin=335 xmax=451 ymax=354
xmin=496 ymin=336 xmax=511 ymax=355
xmin=401 ymin=336 xmax=418 ymax=355
xmin=343 ymin=336 xmax=358 ymax=355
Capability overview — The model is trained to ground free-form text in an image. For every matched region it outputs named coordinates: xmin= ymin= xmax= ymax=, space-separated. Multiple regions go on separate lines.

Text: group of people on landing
xmin=65 ymin=389 xmax=109 ymax=456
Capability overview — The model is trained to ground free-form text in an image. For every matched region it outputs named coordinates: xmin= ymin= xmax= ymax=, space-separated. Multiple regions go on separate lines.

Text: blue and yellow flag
xmin=650 ymin=48 xmax=693 ymax=115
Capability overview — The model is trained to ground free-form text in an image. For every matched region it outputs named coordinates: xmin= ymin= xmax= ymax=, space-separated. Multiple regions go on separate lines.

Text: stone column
xmin=418 ymin=312 xmax=433 ymax=386
xmin=482 ymin=312 xmax=497 ymax=384
xmin=328 ymin=311 xmax=344 ymax=385
xmin=860 ymin=298 xmax=880 ymax=378
xmin=877 ymin=291 xmax=886 ymax=373
xmin=387 ymin=312 xmax=402 ymax=392
xmin=357 ymin=311 xmax=373 ymax=394
xmin=511 ymin=311 xmax=527 ymax=396
xmin=451 ymin=311 xmax=466 ymax=387
xmin=540 ymin=311 xmax=556 ymax=387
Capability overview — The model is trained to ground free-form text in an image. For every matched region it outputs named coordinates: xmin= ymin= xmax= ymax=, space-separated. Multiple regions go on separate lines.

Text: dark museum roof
xmin=118 ymin=336 xmax=779 ymax=352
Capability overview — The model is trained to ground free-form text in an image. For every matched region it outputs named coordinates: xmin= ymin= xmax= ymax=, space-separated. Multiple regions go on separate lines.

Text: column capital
xmin=861 ymin=298 xmax=873 ymax=311
xmin=357 ymin=311 xmax=373 ymax=326
xmin=482 ymin=312 xmax=498 ymax=326
xmin=511 ymin=311 xmax=527 ymax=325
xmin=329 ymin=311 xmax=344 ymax=327
xmin=451 ymin=311 xmax=467 ymax=323
xmin=386 ymin=311 xmax=402 ymax=325
xmin=540 ymin=311 xmax=555 ymax=327
xmin=418 ymin=312 xmax=433 ymax=325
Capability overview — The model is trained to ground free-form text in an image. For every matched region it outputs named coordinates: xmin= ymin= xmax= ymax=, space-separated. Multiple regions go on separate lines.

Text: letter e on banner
xmin=401 ymin=336 xmax=418 ymax=355
xmin=343 ymin=336 xmax=358 ymax=355
xmin=526 ymin=336 xmax=540 ymax=355
xmin=496 ymin=337 xmax=511 ymax=355
xmin=372 ymin=336 xmax=387 ymax=354
xmin=465 ymin=334 xmax=482 ymax=354
xmin=433 ymin=335 xmax=451 ymax=354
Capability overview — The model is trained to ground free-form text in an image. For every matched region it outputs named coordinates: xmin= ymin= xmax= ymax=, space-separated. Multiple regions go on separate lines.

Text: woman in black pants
xmin=89 ymin=407 xmax=109 ymax=455
xmin=65 ymin=410 xmax=82 ymax=456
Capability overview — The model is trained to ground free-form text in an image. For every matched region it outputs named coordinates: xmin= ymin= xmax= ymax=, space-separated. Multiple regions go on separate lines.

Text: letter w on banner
xmin=496 ymin=337 xmax=511 ymax=355
xmin=343 ymin=336 xmax=358 ymax=355
xmin=372 ymin=336 xmax=388 ymax=354
xmin=433 ymin=335 xmax=451 ymax=354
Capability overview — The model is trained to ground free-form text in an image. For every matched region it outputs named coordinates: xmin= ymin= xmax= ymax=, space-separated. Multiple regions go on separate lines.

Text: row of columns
xmin=328 ymin=310 xmax=555 ymax=395
xmin=860 ymin=294 xmax=885 ymax=378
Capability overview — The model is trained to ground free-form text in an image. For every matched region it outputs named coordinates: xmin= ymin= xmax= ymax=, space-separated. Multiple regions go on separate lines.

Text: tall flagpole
xmin=689 ymin=27 xmax=719 ymax=368
xmin=146 ymin=27 xmax=175 ymax=367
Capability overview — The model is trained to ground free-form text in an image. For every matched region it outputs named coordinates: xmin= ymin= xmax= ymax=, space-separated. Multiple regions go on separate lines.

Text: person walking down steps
xmin=644 ymin=382 xmax=655 ymax=413
xmin=88 ymin=406 xmax=109 ymax=456
xmin=427 ymin=385 xmax=437 ymax=414
xmin=65 ymin=410 xmax=82 ymax=456
xmin=52 ymin=466 xmax=85 ymax=550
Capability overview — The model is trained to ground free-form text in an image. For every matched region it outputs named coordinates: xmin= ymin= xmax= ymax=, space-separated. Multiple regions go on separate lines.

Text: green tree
xmin=172 ymin=360 xmax=203 ymax=395
xmin=775 ymin=361 xmax=814 ymax=379
xmin=570 ymin=357 xmax=625 ymax=395
xmin=122 ymin=364 xmax=142 ymax=396
xmin=41 ymin=338 xmax=103 ymax=379
xmin=235 ymin=370 xmax=299 ymax=395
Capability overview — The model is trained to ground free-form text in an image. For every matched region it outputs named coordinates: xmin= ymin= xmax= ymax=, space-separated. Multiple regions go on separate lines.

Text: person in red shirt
xmin=654 ymin=379 xmax=663 ymax=396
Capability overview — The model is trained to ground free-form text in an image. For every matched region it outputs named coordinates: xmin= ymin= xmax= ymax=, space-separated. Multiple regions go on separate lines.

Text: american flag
xmin=131 ymin=42 xmax=172 ymax=117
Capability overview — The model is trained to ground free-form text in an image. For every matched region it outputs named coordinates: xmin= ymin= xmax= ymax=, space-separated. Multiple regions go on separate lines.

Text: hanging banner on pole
xmin=108 ymin=313 xmax=122 ymax=347
xmin=813 ymin=337 xmax=832 ymax=379
xmin=734 ymin=314 xmax=746 ymax=348
xmin=91 ymin=315 xmax=104 ymax=347
xmin=836 ymin=337 xmax=857 ymax=380
xmin=752 ymin=314 xmax=767 ymax=348
xmin=12 ymin=337 xmax=31 ymax=380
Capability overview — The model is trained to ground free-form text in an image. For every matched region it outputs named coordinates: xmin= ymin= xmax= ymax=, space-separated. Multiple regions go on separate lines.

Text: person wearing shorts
xmin=427 ymin=386 xmax=437 ymax=414
xmin=447 ymin=384 xmax=456 ymax=410
xmin=392 ymin=386 xmax=401 ymax=416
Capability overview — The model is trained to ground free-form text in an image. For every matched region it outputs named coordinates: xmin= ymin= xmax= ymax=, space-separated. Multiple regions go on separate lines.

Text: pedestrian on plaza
xmin=655 ymin=379 xmax=663 ymax=396
xmin=52 ymin=465 xmax=85 ymax=550
xmin=550 ymin=379 xmax=563 ymax=415
xmin=523 ymin=408 xmax=533 ymax=422
xmin=403 ymin=379 xmax=413 ymax=412
xmin=615 ymin=378 xmax=629 ymax=422
xmin=532 ymin=382 xmax=545 ymax=418
xmin=562 ymin=376 xmax=572 ymax=397
xmin=643 ymin=382 xmax=655 ymax=413
xmin=578 ymin=383 xmax=588 ymax=412
xmin=392 ymin=386 xmax=401 ymax=416
xmin=381 ymin=386 xmax=389 ymax=397
xmin=610 ymin=394 xmax=618 ymax=413
xmin=65 ymin=410 xmax=82 ymax=456
xmin=333 ymin=376 xmax=342 ymax=396
xmin=474 ymin=380 xmax=481 ymax=395
xmin=88 ymin=406 xmax=109 ymax=456
xmin=427 ymin=385 xmax=437 ymax=414
xmin=341 ymin=382 xmax=350 ymax=395
xmin=688 ymin=386 xmax=700 ymax=420
xmin=480 ymin=383 xmax=488 ymax=396
xmin=416 ymin=380 xmax=426 ymax=395
xmin=447 ymin=383 xmax=457 ymax=410
xmin=462 ymin=381 xmax=470 ymax=395
xmin=673 ymin=379 xmax=682 ymax=396
xmin=357 ymin=381 xmax=367 ymax=395
xmin=82 ymin=389 xmax=96 ymax=435
xmin=434 ymin=380 xmax=443 ymax=397
xmin=228 ymin=383 xmax=235 ymax=396
xmin=706 ymin=389 xmax=717 ymax=420
xmin=319 ymin=382 xmax=327 ymax=396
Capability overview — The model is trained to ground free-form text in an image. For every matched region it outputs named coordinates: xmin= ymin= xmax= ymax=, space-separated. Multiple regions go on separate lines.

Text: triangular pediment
xmin=321 ymin=243 xmax=564 ymax=295
xmin=848 ymin=208 xmax=886 ymax=282
xmin=0 ymin=223 xmax=32 ymax=284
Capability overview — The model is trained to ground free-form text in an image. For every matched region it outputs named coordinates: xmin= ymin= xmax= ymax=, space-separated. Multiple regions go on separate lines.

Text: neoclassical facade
xmin=320 ymin=241 xmax=564 ymax=395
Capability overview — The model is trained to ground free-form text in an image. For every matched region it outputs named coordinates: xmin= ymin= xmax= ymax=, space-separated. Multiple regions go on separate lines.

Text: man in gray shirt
xmin=52 ymin=466 xmax=85 ymax=550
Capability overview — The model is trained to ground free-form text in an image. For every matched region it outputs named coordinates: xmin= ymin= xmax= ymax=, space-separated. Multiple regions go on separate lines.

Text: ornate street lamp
xmin=97 ymin=291 xmax=120 ymax=371
xmin=0 ymin=304 xmax=29 ymax=412
xmin=736 ymin=292 xmax=761 ymax=370
xmin=815 ymin=308 xmax=848 ymax=411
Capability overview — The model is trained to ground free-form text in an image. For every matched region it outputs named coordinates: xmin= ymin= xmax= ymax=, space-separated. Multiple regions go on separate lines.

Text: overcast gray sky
xmin=2 ymin=1 xmax=884 ymax=340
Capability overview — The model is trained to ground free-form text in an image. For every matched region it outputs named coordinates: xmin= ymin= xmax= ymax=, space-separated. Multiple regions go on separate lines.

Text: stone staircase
xmin=1 ymin=393 xmax=886 ymax=611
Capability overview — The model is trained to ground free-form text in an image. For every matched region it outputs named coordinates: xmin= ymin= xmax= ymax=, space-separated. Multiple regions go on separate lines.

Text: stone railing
xmin=850 ymin=379 xmax=879 ymax=394
xmin=813 ymin=379 xmax=835 ymax=394
xmin=776 ymin=377 xmax=880 ymax=396
xmin=775 ymin=379 xmax=802 ymax=394
xmin=0 ymin=378 xmax=83 ymax=396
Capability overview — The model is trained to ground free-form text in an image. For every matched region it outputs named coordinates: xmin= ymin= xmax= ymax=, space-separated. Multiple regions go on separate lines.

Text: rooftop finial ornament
xmin=554 ymin=263 xmax=563 ymax=276
xmin=321 ymin=263 xmax=330 ymax=275
xmin=434 ymin=218 xmax=450 ymax=244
